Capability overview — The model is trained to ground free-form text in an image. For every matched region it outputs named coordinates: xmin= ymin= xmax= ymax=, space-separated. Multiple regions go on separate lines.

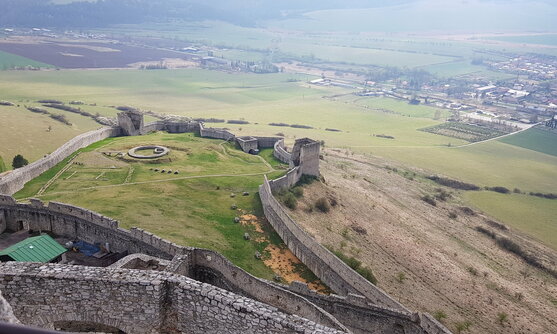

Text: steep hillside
xmin=286 ymin=149 xmax=557 ymax=334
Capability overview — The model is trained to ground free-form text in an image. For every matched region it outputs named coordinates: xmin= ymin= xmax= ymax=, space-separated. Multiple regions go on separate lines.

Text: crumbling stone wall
xmin=0 ymin=262 xmax=342 ymax=334
xmin=117 ymin=110 xmax=144 ymax=136
xmin=0 ymin=127 xmax=121 ymax=195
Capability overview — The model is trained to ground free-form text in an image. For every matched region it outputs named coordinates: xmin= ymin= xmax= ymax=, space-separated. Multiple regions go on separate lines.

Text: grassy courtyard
xmin=14 ymin=132 xmax=306 ymax=281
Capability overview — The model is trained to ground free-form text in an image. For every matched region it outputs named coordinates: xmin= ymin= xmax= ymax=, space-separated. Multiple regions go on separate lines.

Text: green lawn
xmin=464 ymin=191 xmax=557 ymax=251
xmin=0 ymin=51 xmax=53 ymax=70
xmin=499 ymin=128 xmax=557 ymax=157
xmin=16 ymin=132 xmax=290 ymax=279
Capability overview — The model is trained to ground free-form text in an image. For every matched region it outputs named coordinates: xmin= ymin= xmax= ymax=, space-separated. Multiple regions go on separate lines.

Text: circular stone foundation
xmin=128 ymin=145 xmax=170 ymax=159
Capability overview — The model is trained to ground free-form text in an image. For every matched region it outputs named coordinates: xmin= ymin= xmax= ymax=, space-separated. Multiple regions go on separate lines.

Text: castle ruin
xmin=0 ymin=111 xmax=451 ymax=334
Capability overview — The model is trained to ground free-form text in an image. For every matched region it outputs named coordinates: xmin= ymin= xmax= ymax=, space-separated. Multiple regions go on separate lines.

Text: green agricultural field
xmin=464 ymin=191 xmax=557 ymax=251
xmin=0 ymin=51 xmax=53 ymax=70
xmin=499 ymin=127 xmax=557 ymax=157
xmin=15 ymin=132 xmax=299 ymax=280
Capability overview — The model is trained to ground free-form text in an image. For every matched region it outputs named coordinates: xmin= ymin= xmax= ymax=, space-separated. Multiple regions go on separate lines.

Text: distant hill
xmin=1 ymin=0 xmax=555 ymax=32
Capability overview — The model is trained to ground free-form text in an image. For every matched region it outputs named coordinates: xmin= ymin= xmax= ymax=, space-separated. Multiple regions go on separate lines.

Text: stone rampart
xmin=192 ymin=248 xmax=348 ymax=332
xmin=0 ymin=196 xmax=185 ymax=259
xmin=284 ymin=282 xmax=451 ymax=334
xmin=268 ymin=167 xmax=303 ymax=193
xmin=0 ymin=127 xmax=121 ymax=196
xmin=259 ymin=177 xmax=407 ymax=312
xmin=0 ymin=262 xmax=342 ymax=334
xmin=199 ymin=123 xmax=235 ymax=141
xmin=254 ymin=136 xmax=283 ymax=149
xmin=0 ymin=196 xmax=346 ymax=332
xmin=273 ymin=139 xmax=292 ymax=164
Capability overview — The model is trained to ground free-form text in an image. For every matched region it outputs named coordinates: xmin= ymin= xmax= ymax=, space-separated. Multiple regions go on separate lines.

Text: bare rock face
xmin=0 ymin=289 xmax=19 ymax=324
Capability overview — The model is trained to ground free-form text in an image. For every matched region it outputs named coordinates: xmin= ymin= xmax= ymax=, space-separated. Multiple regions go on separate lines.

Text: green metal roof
xmin=0 ymin=235 xmax=66 ymax=262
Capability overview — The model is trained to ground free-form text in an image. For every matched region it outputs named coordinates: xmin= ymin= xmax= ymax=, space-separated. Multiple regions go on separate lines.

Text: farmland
xmin=499 ymin=127 xmax=557 ymax=157
xmin=464 ymin=191 xmax=557 ymax=250
xmin=0 ymin=39 xmax=188 ymax=69
xmin=13 ymin=132 xmax=327 ymax=286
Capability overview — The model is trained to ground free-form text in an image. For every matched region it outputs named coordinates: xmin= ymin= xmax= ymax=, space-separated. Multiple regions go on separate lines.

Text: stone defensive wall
xmin=0 ymin=262 xmax=343 ymax=334
xmin=199 ymin=122 xmax=235 ymax=141
xmin=283 ymin=282 xmax=450 ymax=334
xmin=0 ymin=195 xmax=346 ymax=332
xmin=273 ymin=138 xmax=292 ymax=164
xmin=0 ymin=127 xmax=121 ymax=196
xmin=259 ymin=177 xmax=407 ymax=311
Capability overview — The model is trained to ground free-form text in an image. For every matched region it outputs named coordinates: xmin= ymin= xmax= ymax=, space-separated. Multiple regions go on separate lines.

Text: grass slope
xmin=0 ymin=155 xmax=5 ymax=172
xmin=499 ymin=127 xmax=557 ymax=157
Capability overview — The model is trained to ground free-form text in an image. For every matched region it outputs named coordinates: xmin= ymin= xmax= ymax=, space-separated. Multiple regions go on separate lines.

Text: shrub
xmin=467 ymin=267 xmax=478 ymax=276
xmin=329 ymin=248 xmax=377 ymax=284
xmin=449 ymin=212 xmax=458 ymax=219
xmin=12 ymin=154 xmax=29 ymax=169
xmin=315 ymin=197 xmax=330 ymax=212
xmin=433 ymin=310 xmax=447 ymax=321
xmin=486 ymin=220 xmax=508 ymax=230
xmin=227 ymin=119 xmax=249 ymax=124
xmin=422 ymin=195 xmax=436 ymax=206
xmin=396 ymin=272 xmax=406 ymax=283
xmin=487 ymin=186 xmax=510 ymax=194
xmin=282 ymin=192 xmax=297 ymax=210
xmin=475 ymin=226 xmax=496 ymax=239
xmin=426 ymin=175 xmax=480 ymax=191
xmin=497 ymin=312 xmax=508 ymax=326
xmin=496 ymin=237 xmax=522 ymax=255
xmin=296 ymin=174 xmax=318 ymax=186
xmin=291 ymin=187 xmax=304 ymax=198
xmin=455 ymin=321 xmax=471 ymax=333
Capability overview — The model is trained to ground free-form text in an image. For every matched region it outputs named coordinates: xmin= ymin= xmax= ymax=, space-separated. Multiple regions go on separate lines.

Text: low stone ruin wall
xmin=259 ymin=177 xmax=407 ymax=312
xmin=0 ymin=262 xmax=342 ymax=334
xmin=0 ymin=127 xmax=121 ymax=196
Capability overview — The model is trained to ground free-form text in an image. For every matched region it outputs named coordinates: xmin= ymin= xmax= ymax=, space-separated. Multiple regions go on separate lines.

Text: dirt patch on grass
xmin=240 ymin=214 xmax=264 ymax=233
xmin=264 ymin=244 xmax=328 ymax=293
